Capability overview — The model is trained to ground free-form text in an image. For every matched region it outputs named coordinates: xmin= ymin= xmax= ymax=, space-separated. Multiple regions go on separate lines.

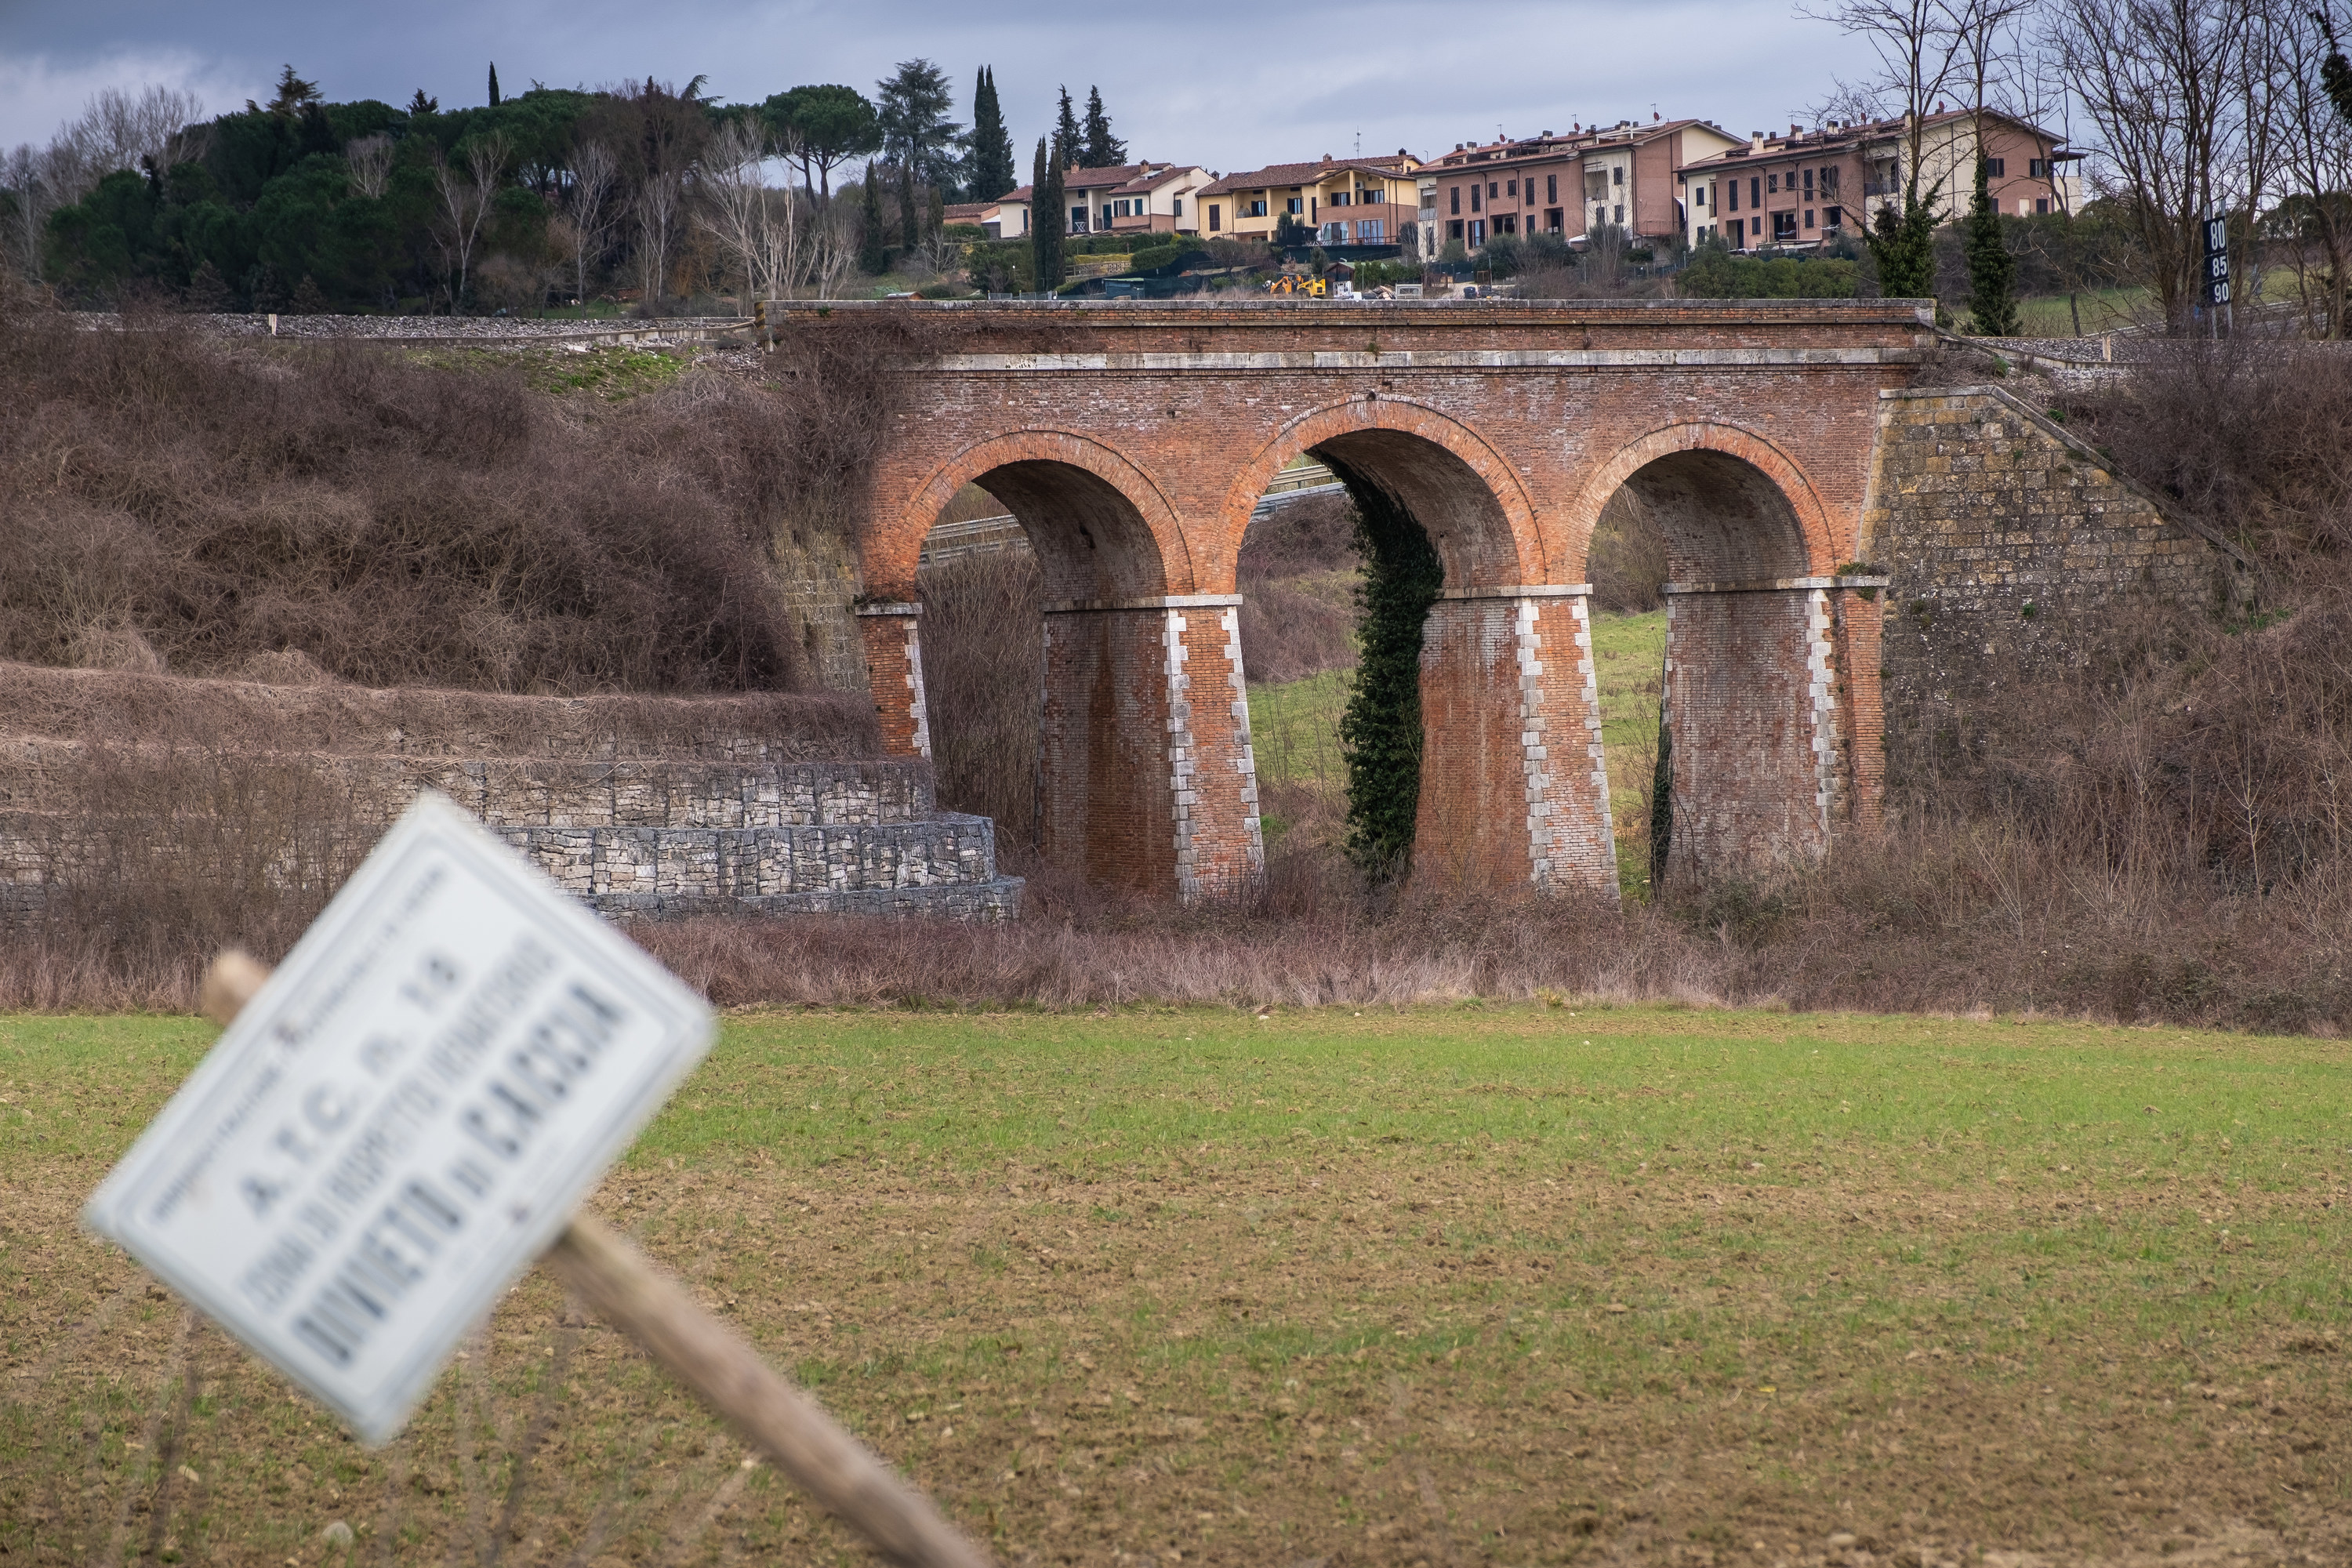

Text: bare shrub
xmin=2071 ymin=336 xmax=2352 ymax=575
xmin=916 ymin=545 xmax=1042 ymax=848
xmin=1587 ymin=488 xmax=1668 ymax=612
xmin=1237 ymin=492 xmax=1361 ymax=684
xmin=0 ymin=301 xmax=801 ymax=692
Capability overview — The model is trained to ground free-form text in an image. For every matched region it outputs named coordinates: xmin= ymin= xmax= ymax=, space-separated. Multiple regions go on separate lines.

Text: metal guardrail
xmin=916 ymin=465 xmax=1344 ymax=565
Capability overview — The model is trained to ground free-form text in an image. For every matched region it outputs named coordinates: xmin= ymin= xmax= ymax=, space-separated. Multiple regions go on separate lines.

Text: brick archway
xmin=1559 ymin=420 xmax=1840 ymax=583
xmin=1213 ymin=398 xmax=1546 ymax=592
xmin=868 ymin=429 xmax=1192 ymax=603
xmin=1568 ymin=423 xmax=1877 ymax=887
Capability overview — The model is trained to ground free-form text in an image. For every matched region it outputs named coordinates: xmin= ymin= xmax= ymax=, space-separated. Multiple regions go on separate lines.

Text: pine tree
xmin=898 ymin=159 xmax=919 ymax=251
xmin=858 ymin=162 xmax=888 ymax=273
xmin=407 ymin=89 xmax=439 ymax=117
xmin=1053 ymin=89 xmax=1081 ymax=169
xmin=1963 ymin=153 xmax=2019 ymax=336
xmin=1031 ymin=136 xmax=1066 ymax=292
xmin=1080 ymin=86 xmax=1126 ymax=168
xmin=2320 ymin=13 xmax=2352 ymax=125
xmin=291 ymin=274 xmax=328 ymax=314
xmin=488 ymin=63 xmax=501 ymax=107
xmin=968 ymin=67 xmax=1017 ymax=201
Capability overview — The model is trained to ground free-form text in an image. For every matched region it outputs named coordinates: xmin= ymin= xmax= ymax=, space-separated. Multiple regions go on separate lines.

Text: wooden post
xmin=200 ymin=951 xmax=993 ymax=1568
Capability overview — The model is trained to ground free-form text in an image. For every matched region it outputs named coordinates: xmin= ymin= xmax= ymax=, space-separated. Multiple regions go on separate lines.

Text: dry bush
xmin=917 ymin=546 xmax=1044 ymax=847
xmin=1236 ymin=492 xmax=1360 ymax=684
xmin=2071 ymin=336 xmax=2352 ymax=579
xmin=0 ymin=300 xmax=802 ymax=692
xmin=1587 ymin=488 xmax=1668 ymax=612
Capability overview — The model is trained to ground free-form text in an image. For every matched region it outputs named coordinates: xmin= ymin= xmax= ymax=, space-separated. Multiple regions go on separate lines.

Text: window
xmin=1820 ymin=165 xmax=1839 ymax=195
xmin=1545 ymin=207 xmax=1563 ymax=231
xmin=1070 ymin=206 xmax=1087 ymax=231
xmin=1471 ymin=185 xmax=1482 ymax=212
xmin=1584 ymin=167 xmax=1608 ymax=200
xmin=2035 ymin=197 xmax=2049 ymax=215
xmin=1101 ymin=205 xmax=1112 ymax=227
xmin=1447 ymin=218 xmax=1464 ymax=240
xmin=1823 ymin=205 xmax=1842 ymax=229
xmin=1488 ymin=181 xmax=1499 ymax=198
xmin=1768 ymin=172 xmax=1779 ymax=193
xmin=1286 ymin=197 xmax=1302 ymax=215
xmin=1450 ymin=186 xmax=1461 ymax=214
xmin=1594 ymin=205 xmax=1607 ymax=230
xmin=1245 ymin=198 xmax=1267 ymax=217
xmin=1803 ymin=167 xmax=1814 ymax=194
xmin=1506 ymin=178 xmax=1517 ymax=197
xmin=1547 ymin=173 xmax=1557 ymax=201
xmin=1986 ymin=157 xmax=2005 ymax=176
xmin=1208 ymin=203 xmax=1221 ymax=231
xmin=1750 ymin=176 xmax=1760 ymax=208
xmin=2028 ymin=158 xmax=2047 ymax=178
xmin=1332 ymin=190 xmax=1351 ymax=205
xmin=1773 ymin=210 xmax=1798 ymax=241
xmin=1751 ymin=216 xmax=1763 ymax=238
xmin=1728 ymin=180 xmax=1739 ymax=212
xmin=1613 ymin=203 xmax=1624 ymax=223
xmin=1693 ymin=183 xmax=1707 ymax=209
xmin=1805 ymin=208 xmax=1815 ymax=228
xmin=1469 ymin=219 xmax=1485 ymax=245
xmin=1356 ymin=218 xmax=1383 ymax=241
xmin=1171 ymin=198 xmax=1182 ymax=217
xmin=1613 ymin=165 xmax=1624 ymax=185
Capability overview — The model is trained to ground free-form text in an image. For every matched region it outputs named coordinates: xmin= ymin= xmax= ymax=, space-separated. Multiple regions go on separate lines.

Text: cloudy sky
xmin=1 ymin=1 xmax=1876 ymax=172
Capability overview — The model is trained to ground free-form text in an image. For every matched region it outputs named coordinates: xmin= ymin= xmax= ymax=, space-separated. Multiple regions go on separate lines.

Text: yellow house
xmin=1196 ymin=152 xmax=1425 ymax=248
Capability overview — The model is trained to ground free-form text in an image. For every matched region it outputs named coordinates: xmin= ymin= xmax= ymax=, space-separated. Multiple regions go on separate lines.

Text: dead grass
xmin=5 ymin=1005 xmax=2349 ymax=1567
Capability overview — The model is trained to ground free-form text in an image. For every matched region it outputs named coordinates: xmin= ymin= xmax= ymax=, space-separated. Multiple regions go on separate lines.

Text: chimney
xmin=1791 ymin=123 xmax=1802 ymax=138
xmin=1321 ymin=153 xmax=1332 ymax=162
xmin=1751 ymin=131 xmax=1766 ymax=151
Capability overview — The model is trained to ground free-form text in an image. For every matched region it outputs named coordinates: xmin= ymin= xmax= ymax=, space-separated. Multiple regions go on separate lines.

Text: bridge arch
xmin=1215 ymin=398 xmax=1545 ymax=593
xmin=871 ymin=429 xmax=1192 ymax=603
xmin=1571 ymin=423 xmax=1862 ymax=888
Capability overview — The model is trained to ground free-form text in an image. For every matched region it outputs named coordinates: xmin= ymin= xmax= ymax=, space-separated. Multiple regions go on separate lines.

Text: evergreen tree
xmin=290 ymin=273 xmax=328 ymax=314
xmin=488 ymin=63 xmax=501 ymax=107
xmin=858 ymin=162 xmax=887 ymax=273
xmin=183 ymin=259 xmax=230 ymax=314
xmin=1080 ymin=86 xmax=1126 ymax=168
xmin=1867 ymin=178 xmax=1942 ymax=306
xmin=1053 ymin=88 xmax=1081 ymax=169
xmin=2321 ymin=13 xmax=2352 ymax=125
xmin=1963 ymin=153 xmax=2019 ymax=336
xmin=898 ymin=158 xmax=919 ymax=251
xmin=1031 ymin=135 xmax=1065 ymax=292
xmin=967 ymin=67 xmax=1017 ymax=201
xmin=408 ymin=89 xmax=439 ymax=116
xmin=876 ymin=59 xmax=964 ymax=198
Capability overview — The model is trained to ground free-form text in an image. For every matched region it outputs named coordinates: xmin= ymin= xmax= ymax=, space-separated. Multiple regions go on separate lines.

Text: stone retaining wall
xmin=1861 ymin=384 xmax=2245 ymax=794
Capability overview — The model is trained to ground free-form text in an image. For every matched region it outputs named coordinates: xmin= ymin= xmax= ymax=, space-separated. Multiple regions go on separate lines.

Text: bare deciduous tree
xmin=434 ymin=132 xmax=509 ymax=310
xmin=698 ymin=117 xmax=804 ymax=305
xmin=344 ymin=135 xmax=394 ymax=201
xmin=2049 ymin=0 xmax=2244 ymax=331
xmin=564 ymin=140 xmax=619 ymax=307
xmin=632 ymin=169 xmax=684 ymax=315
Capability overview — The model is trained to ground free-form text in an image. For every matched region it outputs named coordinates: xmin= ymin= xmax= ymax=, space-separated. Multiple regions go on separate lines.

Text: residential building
xmin=1425 ymin=118 xmax=1744 ymax=251
xmin=981 ymin=162 xmax=1214 ymax=241
xmin=1677 ymin=109 xmax=2082 ymax=252
xmin=1195 ymin=152 xmax=1425 ymax=248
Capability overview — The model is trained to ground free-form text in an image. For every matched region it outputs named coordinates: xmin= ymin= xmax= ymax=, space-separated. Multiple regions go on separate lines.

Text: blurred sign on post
xmin=85 ymin=792 xmax=714 ymax=1444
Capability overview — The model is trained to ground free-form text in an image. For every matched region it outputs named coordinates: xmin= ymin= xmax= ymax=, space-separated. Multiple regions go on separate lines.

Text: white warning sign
xmin=85 ymin=792 xmax=714 ymax=1443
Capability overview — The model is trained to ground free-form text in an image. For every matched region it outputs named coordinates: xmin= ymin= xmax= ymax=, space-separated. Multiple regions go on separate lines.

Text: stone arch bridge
xmin=785 ymin=299 xmax=2216 ymax=902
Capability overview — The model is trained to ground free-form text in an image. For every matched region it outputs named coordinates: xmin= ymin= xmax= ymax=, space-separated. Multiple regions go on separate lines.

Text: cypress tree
xmin=1031 ymin=136 xmax=1066 ymax=292
xmin=1963 ymin=152 xmax=2020 ymax=336
xmin=898 ymin=159 xmax=920 ymax=251
xmin=1080 ymin=86 xmax=1126 ymax=168
xmin=969 ymin=67 xmax=1016 ymax=201
xmin=1053 ymin=89 xmax=1081 ymax=169
xmin=488 ymin=63 xmax=501 ymax=107
xmin=2321 ymin=14 xmax=2351 ymax=125
xmin=858 ymin=162 xmax=887 ymax=273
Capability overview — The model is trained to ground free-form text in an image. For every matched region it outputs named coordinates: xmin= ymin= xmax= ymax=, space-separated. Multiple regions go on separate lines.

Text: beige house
xmin=1676 ymin=109 xmax=2082 ymax=252
xmin=984 ymin=162 xmax=1214 ymax=240
xmin=1196 ymin=152 xmax=1425 ymax=247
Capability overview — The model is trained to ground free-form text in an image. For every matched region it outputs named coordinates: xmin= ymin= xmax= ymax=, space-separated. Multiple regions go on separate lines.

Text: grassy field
xmin=6 ymin=1005 xmax=2348 ymax=1566
xmin=1246 ymin=609 xmax=1667 ymax=891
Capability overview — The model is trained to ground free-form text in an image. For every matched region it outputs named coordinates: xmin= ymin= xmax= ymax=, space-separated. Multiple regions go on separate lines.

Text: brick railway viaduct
xmin=783 ymin=299 xmax=2223 ymax=902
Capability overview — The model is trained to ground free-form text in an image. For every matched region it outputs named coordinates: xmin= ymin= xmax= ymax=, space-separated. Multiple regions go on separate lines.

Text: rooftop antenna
xmin=1354 ymin=129 xmax=1361 ymax=158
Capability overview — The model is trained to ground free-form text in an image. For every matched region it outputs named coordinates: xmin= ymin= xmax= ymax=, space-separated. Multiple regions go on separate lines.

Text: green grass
xmin=1247 ymin=668 xmax=1351 ymax=799
xmin=6 ymin=1006 xmax=2351 ymax=1563
xmin=1588 ymin=609 xmax=1665 ymax=895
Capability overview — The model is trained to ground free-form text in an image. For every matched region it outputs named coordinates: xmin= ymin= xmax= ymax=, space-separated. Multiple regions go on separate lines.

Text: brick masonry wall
xmin=1861 ymin=385 xmax=2239 ymax=796
xmin=1661 ymin=590 xmax=1832 ymax=880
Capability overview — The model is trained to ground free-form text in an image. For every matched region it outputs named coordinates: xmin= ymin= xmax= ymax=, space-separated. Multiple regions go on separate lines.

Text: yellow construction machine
xmin=1263 ymin=273 xmax=1327 ymax=297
